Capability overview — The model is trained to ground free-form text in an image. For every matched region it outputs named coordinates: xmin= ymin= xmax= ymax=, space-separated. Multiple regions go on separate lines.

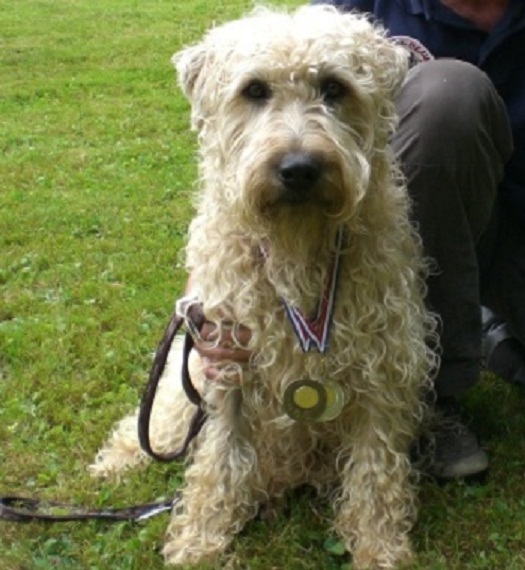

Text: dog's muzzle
xmin=276 ymin=152 xmax=322 ymax=204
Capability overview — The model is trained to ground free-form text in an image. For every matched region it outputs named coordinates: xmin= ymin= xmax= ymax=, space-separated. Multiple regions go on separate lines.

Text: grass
xmin=1 ymin=1 xmax=525 ymax=568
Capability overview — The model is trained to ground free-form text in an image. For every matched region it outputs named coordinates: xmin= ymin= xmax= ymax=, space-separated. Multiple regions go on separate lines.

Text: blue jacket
xmin=313 ymin=0 xmax=525 ymax=226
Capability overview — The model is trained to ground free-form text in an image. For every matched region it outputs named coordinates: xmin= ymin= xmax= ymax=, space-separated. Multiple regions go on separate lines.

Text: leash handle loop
xmin=138 ymin=304 xmax=207 ymax=462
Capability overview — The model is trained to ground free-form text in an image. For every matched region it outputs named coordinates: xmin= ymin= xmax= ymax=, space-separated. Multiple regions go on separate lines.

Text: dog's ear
xmin=369 ymin=39 xmax=409 ymax=99
xmin=172 ymin=43 xmax=207 ymax=101
xmin=341 ymin=14 xmax=409 ymax=100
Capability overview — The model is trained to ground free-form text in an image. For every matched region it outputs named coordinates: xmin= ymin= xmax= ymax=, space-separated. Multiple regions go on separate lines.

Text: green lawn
xmin=2 ymin=1 xmax=525 ymax=569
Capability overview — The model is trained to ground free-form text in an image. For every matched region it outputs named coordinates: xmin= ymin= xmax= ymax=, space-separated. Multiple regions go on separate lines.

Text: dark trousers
xmin=393 ymin=60 xmax=514 ymax=399
xmin=485 ymin=210 xmax=525 ymax=347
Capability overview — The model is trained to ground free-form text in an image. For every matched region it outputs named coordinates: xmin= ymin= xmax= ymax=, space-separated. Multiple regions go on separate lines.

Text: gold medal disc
xmin=283 ymin=379 xmax=327 ymax=422
xmin=317 ymin=381 xmax=345 ymax=422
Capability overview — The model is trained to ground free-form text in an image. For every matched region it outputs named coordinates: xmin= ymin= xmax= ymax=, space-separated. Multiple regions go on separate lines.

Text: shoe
xmin=487 ymin=338 xmax=525 ymax=384
xmin=429 ymin=398 xmax=489 ymax=480
xmin=482 ymin=307 xmax=525 ymax=385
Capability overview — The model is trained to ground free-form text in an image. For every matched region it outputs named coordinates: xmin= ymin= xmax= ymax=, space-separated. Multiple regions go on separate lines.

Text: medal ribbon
xmin=262 ymin=226 xmax=345 ymax=353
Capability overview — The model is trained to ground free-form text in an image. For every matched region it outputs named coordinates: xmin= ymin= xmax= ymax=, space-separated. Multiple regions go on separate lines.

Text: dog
xmin=90 ymin=6 xmax=437 ymax=569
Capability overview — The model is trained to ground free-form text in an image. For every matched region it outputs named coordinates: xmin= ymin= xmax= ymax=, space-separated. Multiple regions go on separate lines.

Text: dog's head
xmin=173 ymin=6 xmax=408 ymax=243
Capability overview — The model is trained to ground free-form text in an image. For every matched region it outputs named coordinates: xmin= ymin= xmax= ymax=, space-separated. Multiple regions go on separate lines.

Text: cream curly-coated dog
xmin=91 ymin=5 xmax=438 ymax=569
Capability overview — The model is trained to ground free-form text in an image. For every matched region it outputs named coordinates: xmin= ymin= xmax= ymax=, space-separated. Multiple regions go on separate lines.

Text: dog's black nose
xmin=277 ymin=153 xmax=322 ymax=200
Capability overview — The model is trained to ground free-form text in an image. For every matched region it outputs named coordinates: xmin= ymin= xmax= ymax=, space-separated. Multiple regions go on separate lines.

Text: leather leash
xmin=138 ymin=304 xmax=206 ymax=462
xmin=0 ymin=305 xmax=207 ymax=523
xmin=0 ymin=495 xmax=180 ymax=523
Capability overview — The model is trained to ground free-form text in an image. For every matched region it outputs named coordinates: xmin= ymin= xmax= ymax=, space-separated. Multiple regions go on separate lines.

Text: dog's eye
xmin=242 ymin=80 xmax=271 ymax=102
xmin=320 ymin=78 xmax=347 ymax=104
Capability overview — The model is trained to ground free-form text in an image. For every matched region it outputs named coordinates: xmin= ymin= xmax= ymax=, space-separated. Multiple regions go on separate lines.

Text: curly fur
xmin=90 ymin=6 xmax=438 ymax=569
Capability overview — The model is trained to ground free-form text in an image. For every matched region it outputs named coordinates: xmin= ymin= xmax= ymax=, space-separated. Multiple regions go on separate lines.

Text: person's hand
xmin=193 ymin=320 xmax=252 ymax=382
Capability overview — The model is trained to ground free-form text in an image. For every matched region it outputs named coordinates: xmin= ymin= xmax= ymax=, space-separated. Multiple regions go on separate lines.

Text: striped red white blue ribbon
xmin=262 ymin=226 xmax=345 ymax=353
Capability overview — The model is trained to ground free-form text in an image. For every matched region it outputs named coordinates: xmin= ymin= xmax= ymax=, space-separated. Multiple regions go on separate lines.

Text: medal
xmin=283 ymin=379 xmax=327 ymax=422
xmin=317 ymin=381 xmax=345 ymax=422
xmin=283 ymin=379 xmax=345 ymax=422
xmin=262 ymin=227 xmax=347 ymax=422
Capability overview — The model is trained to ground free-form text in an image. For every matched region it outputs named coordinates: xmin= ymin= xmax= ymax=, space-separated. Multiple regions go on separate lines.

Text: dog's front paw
xmin=163 ymin=519 xmax=231 ymax=567
xmin=352 ymin=540 xmax=413 ymax=570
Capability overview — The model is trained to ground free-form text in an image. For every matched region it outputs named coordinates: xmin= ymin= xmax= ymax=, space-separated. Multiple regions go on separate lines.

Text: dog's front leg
xmin=334 ymin=404 xmax=417 ymax=570
xmin=163 ymin=388 xmax=263 ymax=566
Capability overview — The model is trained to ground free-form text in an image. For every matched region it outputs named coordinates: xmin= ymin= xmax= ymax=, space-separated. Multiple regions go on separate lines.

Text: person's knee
xmin=395 ymin=60 xmax=511 ymax=163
